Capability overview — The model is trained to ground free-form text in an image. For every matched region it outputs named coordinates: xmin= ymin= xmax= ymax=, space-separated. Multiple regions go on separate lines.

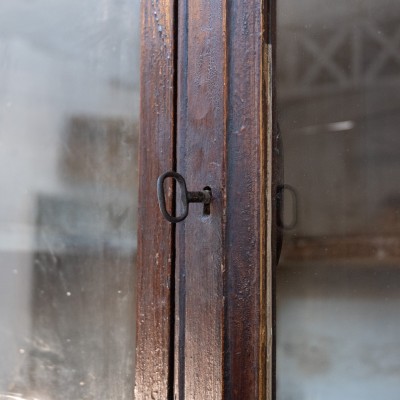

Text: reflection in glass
xmin=277 ymin=1 xmax=400 ymax=399
xmin=0 ymin=1 xmax=139 ymax=399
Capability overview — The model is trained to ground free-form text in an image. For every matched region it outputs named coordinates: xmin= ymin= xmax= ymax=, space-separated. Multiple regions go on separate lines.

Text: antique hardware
xmin=157 ymin=171 xmax=212 ymax=223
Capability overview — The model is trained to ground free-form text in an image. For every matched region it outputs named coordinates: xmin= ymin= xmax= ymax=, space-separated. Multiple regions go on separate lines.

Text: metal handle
xmin=157 ymin=171 xmax=212 ymax=223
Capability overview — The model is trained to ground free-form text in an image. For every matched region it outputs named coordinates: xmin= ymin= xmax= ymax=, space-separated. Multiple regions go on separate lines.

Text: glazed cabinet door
xmin=0 ymin=0 xmax=141 ymax=399
xmin=136 ymin=0 xmax=272 ymax=399
xmin=275 ymin=1 xmax=400 ymax=399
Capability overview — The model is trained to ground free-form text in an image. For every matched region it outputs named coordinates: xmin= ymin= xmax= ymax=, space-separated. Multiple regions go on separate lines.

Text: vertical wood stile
xmin=135 ymin=0 xmax=176 ymax=398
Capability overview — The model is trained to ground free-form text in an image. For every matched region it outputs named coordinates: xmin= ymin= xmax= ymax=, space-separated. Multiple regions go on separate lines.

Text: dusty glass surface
xmin=0 ymin=1 xmax=139 ymax=399
xmin=277 ymin=1 xmax=400 ymax=399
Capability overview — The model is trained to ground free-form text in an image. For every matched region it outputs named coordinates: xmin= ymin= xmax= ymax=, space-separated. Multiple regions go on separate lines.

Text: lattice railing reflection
xmin=278 ymin=18 xmax=400 ymax=100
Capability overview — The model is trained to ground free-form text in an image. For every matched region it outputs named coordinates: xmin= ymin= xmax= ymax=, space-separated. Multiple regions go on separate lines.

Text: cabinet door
xmin=136 ymin=0 xmax=272 ymax=399
xmin=276 ymin=1 xmax=400 ymax=399
xmin=140 ymin=1 xmax=400 ymax=399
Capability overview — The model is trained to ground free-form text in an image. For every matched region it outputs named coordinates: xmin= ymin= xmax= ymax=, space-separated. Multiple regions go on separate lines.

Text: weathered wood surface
xmin=135 ymin=0 xmax=175 ymax=399
xmin=175 ymin=0 xmax=271 ymax=399
xmin=267 ymin=2 xmax=277 ymax=400
xmin=225 ymin=1 xmax=271 ymax=399
xmin=175 ymin=0 xmax=226 ymax=398
xmin=136 ymin=0 xmax=272 ymax=398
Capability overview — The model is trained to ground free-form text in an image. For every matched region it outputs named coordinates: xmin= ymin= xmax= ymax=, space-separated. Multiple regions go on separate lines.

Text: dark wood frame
xmin=135 ymin=0 xmax=275 ymax=398
xmin=135 ymin=0 xmax=176 ymax=398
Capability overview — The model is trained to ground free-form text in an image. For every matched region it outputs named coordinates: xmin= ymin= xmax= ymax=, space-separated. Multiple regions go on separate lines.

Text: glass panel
xmin=277 ymin=1 xmax=400 ymax=399
xmin=0 ymin=1 xmax=139 ymax=399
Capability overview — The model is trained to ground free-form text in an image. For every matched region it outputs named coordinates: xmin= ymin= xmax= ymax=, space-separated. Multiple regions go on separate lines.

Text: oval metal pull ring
xmin=157 ymin=171 xmax=212 ymax=223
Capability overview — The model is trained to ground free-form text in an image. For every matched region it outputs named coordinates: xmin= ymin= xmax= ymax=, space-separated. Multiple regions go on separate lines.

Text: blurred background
xmin=0 ymin=1 xmax=139 ymax=399
xmin=277 ymin=1 xmax=400 ymax=399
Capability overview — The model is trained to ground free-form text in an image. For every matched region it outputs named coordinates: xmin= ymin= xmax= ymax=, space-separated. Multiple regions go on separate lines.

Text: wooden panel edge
xmin=224 ymin=0 xmax=270 ymax=398
xmin=135 ymin=0 xmax=176 ymax=399
xmin=264 ymin=1 xmax=276 ymax=399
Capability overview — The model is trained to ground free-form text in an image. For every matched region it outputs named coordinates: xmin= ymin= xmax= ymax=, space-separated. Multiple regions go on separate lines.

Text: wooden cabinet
xmin=137 ymin=1 xmax=400 ymax=399
xmin=136 ymin=0 xmax=271 ymax=398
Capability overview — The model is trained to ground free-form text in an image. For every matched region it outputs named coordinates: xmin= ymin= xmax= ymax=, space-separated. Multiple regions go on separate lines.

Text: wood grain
xmin=136 ymin=0 xmax=273 ymax=398
xmin=135 ymin=0 xmax=175 ymax=399
xmin=225 ymin=0 xmax=271 ymax=399
xmin=175 ymin=0 xmax=226 ymax=398
xmin=174 ymin=0 xmax=272 ymax=399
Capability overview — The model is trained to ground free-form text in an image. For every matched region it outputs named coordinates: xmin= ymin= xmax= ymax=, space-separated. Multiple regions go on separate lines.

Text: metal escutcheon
xmin=157 ymin=171 xmax=212 ymax=223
